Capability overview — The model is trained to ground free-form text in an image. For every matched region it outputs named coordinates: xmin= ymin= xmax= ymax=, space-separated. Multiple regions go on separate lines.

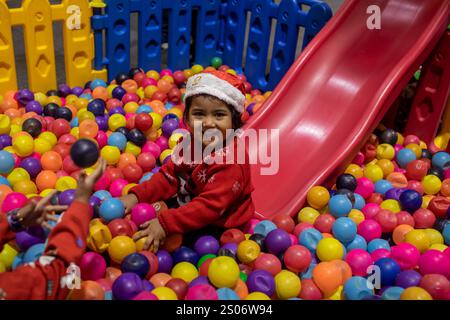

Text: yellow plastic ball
xmin=56 ymin=176 xmax=77 ymax=191
xmin=208 ymin=256 xmax=240 ymax=288
xmin=135 ymin=237 xmax=147 ymax=252
xmin=0 ymin=114 xmax=11 ymax=135
xmin=429 ymin=243 xmax=447 ymax=252
xmin=7 ymin=168 xmax=30 ymax=187
xmin=169 ymin=133 xmax=184 ymax=149
xmin=376 ymin=144 xmax=395 ymax=160
xmin=348 ymin=209 xmax=365 ymax=225
xmin=144 ymin=85 xmax=158 ymax=99
xmin=364 ymin=164 xmax=384 ymax=182
xmin=107 ymin=84 xmax=118 ymax=98
xmin=237 ymin=240 xmax=260 ymax=264
xmin=149 ymin=112 xmax=163 ymax=130
xmin=47 ymin=96 xmax=62 ymax=106
xmin=101 ymin=146 xmax=121 ymax=165
xmin=39 ymin=132 xmax=57 ymax=147
xmin=306 ymin=186 xmax=330 ymax=210
xmin=70 ymin=127 xmax=79 ymax=138
xmin=226 ymin=69 xmax=237 ymax=76
xmin=151 ymin=287 xmax=178 ymax=300
xmin=122 ymin=183 xmax=137 ymax=196
xmin=404 ymin=229 xmax=430 ymax=253
xmin=167 ymin=108 xmax=183 ymax=119
xmin=161 ymin=75 xmax=174 ymax=84
xmin=9 ymin=124 xmax=21 ymax=137
xmin=191 ymin=64 xmax=204 ymax=74
xmin=87 ymin=223 xmax=112 ymax=253
xmin=171 ymin=262 xmax=199 ymax=283
xmin=12 ymin=134 xmax=34 ymax=157
xmin=107 ymin=236 xmax=136 ymax=263
xmin=380 ymin=199 xmax=401 ymax=213
xmin=65 ymin=94 xmax=78 ymax=105
xmin=245 ymin=292 xmax=271 ymax=300
xmin=377 ymin=159 xmax=395 ymax=176
xmin=422 ymin=175 xmax=442 ymax=195
xmin=0 ymin=243 xmax=18 ymax=270
xmin=421 ymin=195 xmax=434 ymax=209
xmin=297 ymin=207 xmax=320 ymax=224
xmin=159 ymin=149 xmax=173 ymax=164
xmin=316 ymin=238 xmax=344 ymax=261
xmin=34 ymin=92 xmax=48 ymax=105
xmin=344 ymin=164 xmax=363 ymax=179
xmin=146 ymin=70 xmax=160 ymax=81
xmin=13 ymin=180 xmax=37 ymax=195
xmin=400 ymin=287 xmax=433 ymax=300
xmin=327 ymin=285 xmax=344 ymax=300
xmin=108 ymin=114 xmax=126 ymax=131
xmin=405 ymin=143 xmax=422 ymax=159
xmin=136 ymin=87 xmax=144 ymax=100
xmin=40 ymin=188 xmax=56 ymax=198
xmin=125 ymin=142 xmax=141 ymax=157
xmin=274 ymin=270 xmax=301 ymax=300
xmin=11 ymin=117 xmax=23 ymax=126
xmin=424 ymin=228 xmax=444 ymax=245
xmin=75 ymin=98 xmax=89 ymax=110
xmin=396 ymin=132 xmax=404 ymax=145
xmin=124 ymin=102 xmax=139 ymax=114
xmin=78 ymin=110 xmax=95 ymax=122
xmin=34 ymin=138 xmax=53 ymax=155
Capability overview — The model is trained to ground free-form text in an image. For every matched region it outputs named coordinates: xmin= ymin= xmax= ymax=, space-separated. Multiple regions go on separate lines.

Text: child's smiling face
xmin=186 ymin=95 xmax=234 ymax=149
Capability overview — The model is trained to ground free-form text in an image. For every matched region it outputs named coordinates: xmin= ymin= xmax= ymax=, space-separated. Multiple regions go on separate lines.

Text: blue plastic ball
xmin=396 ymin=148 xmax=416 ymax=168
xmin=381 ymin=286 xmax=404 ymax=300
xmin=367 ymin=239 xmax=391 ymax=253
xmin=87 ymin=98 xmax=106 ymax=116
xmin=374 ymin=258 xmax=401 ymax=286
xmin=70 ymin=117 xmax=79 ymax=128
xmin=0 ymin=150 xmax=15 ymax=174
xmin=23 ymin=243 xmax=45 ymax=263
xmin=374 ymin=180 xmax=393 ymax=196
xmin=253 ymin=220 xmax=277 ymax=237
xmin=399 ymin=189 xmax=422 ymax=213
xmin=443 ymin=223 xmax=450 ymax=245
xmin=0 ymin=176 xmax=11 ymax=187
xmin=346 ymin=234 xmax=368 ymax=251
xmin=300 ymin=262 xmax=317 ymax=279
xmin=353 ymin=193 xmax=366 ymax=210
xmin=329 ymin=195 xmax=353 ymax=217
xmin=298 ymin=228 xmax=323 ymax=252
xmin=99 ymin=198 xmax=125 ymax=222
xmin=163 ymin=114 xmax=179 ymax=122
xmin=93 ymin=190 xmax=112 ymax=202
xmin=90 ymin=78 xmax=107 ymax=90
xmin=332 ymin=217 xmax=357 ymax=244
xmin=343 ymin=276 xmax=374 ymax=300
xmin=112 ymin=86 xmax=126 ymax=100
xmin=108 ymin=132 xmax=127 ymax=151
xmin=173 ymin=246 xmax=200 ymax=265
xmin=121 ymin=253 xmax=150 ymax=278
xmin=431 ymin=151 xmax=450 ymax=169
xmin=216 ymin=288 xmax=240 ymax=300
xmin=136 ymin=105 xmax=152 ymax=114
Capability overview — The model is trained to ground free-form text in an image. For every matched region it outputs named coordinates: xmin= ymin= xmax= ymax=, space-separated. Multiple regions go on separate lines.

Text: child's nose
xmin=203 ymin=116 xmax=216 ymax=128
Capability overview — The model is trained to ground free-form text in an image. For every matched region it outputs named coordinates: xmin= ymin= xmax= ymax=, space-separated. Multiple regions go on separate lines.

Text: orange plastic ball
xmin=36 ymin=170 xmax=57 ymax=191
xmin=41 ymin=151 xmax=63 ymax=172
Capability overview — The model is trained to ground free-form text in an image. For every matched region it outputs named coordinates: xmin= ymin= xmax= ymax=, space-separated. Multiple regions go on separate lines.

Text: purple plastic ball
xmin=194 ymin=236 xmax=220 ymax=256
xmin=17 ymin=89 xmax=34 ymax=106
xmin=25 ymin=101 xmax=43 ymax=114
xmin=71 ymin=86 xmax=84 ymax=97
xmin=220 ymin=243 xmax=238 ymax=255
xmin=384 ymin=188 xmax=406 ymax=201
xmin=95 ymin=115 xmax=109 ymax=132
xmin=112 ymin=272 xmax=144 ymax=300
xmin=19 ymin=157 xmax=42 ymax=178
xmin=142 ymin=279 xmax=155 ymax=292
xmin=108 ymin=107 xmax=125 ymax=116
xmin=15 ymin=226 xmax=46 ymax=251
xmin=58 ymin=84 xmax=71 ymax=97
xmin=264 ymin=229 xmax=291 ymax=254
xmin=394 ymin=270 xmax=422 ymax=288
xmin=161 ymin=119 xmax=179 ymax=137
xmin=247 ymin=269 xmax=275 ymax=296
xmin=173 ymin=246 xmax=200 ymax=265
xmin=0 ymin=134 xmax=12 ymax=148
xmin=89 ymin=195 xmax=102 ymax=207
xmin=58 ymin=189 xmax=76 ymax=206
xmin=188 ymin=276 xmax=210 ymax=288
xmin=156 ymin=249 xmax=173 ymax=273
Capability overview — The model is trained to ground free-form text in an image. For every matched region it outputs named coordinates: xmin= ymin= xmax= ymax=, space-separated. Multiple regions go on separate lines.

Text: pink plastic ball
xmin=185 ymin=284 xmax=218 ymax=300
xmin=132 ymin=291 xmax=158 ymax=300
xmin=445 ymin=169 xmax=450 ymax=180
xmin=396 ymin=211 xmax=415 ymax=227
xmin=79 ymin=252 xmax=107 ymax=281
xmin=355 ymin=177 xmax=375 ymax=199
xmin=32 ymin=152 xmax=41 ymax=161
xmin=370 ymin=248 xmax=391 ymax=262
xmin=352 ymin=152 xmax=365 ymax=166
xmin=418 ymin=250 xmax=450 ymax=277
xmin=94 ymin=175 xmax=111 ymax=191
xmin=96 ymin=131 xmax=108 ymax=149
xmin=141 ymin=78 xmax=157 ymax=88
xmin=289 ymin=234 xmax=298 ymax=246
xmin=122 ymin=93 xmax=139 ymax=104
xmin=293 ymin=222 xmax=314 ymax=238
xmin=404 ymin=135 xmax=420 ymax=145
xmin=390 ymin=243 xmax=420 ymax=270
xmin=131 ymin=203 xmax=156 ymax=227
xmin=59 ymin=133 xmax=77 ymax=145
xmin=346 ymin=249 xmax=373 ymax=276
xmin=2 ymin=192 xmax=28 ymax=212
xmin=155 ymin=136 xmax=169 ymax=151
xmin=109 ymin=178 xmax=129 ymax=197
xmin=413 ymin=208 xmax=436 ymax=229
xmin=357 ymin=219 xmax=382 ymax=242
xmin=142 ymin=141 xmax=161 ymax=159
xmin=407 ymin=180 xmax=424 ymax=195
xmin=374 ymin=209 xmax=398 ymax=233
xmin=243 ymin=218 xmax=260 ymax=234
xmin=394 ymin=144 xmax=404 ymax=153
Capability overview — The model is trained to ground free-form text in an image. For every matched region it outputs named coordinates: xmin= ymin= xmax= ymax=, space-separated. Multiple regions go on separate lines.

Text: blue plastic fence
xmin=91 ymin=0 xmax=332 ymax=91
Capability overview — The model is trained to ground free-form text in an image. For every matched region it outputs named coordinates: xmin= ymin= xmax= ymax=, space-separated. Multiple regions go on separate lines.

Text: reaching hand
xmin=75 ymin=158 xmax=107 ymax=202
xmin=119 ymin=193 xmax=139 ymax=214
xmin=132 ymin=219 xmax=166 ymax=253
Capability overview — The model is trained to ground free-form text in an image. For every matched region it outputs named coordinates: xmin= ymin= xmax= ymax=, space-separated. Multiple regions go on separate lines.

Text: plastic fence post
xmin=167 ymin=0 xmax=193 ymax=71
xmin=193 ymin=0 xmax=221 ymax=66
xmin=0 ymin=2 xmax=17 ymax=94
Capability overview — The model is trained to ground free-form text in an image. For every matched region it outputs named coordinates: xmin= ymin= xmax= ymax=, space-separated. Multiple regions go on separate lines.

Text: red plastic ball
xmin=220 ymin=228 xmax=246 ymax=245
xmin=283 ymin=245 xmax=312 ymax=273
xmin=105 ymin=167 xmax=124 ymax=181
xmin=374 ymin=209 xmax=398 ymax=233
xmin=168 ymin=88 xmax=181 ymax=104
xmin=396 ymin=211 xmax=415 ymax=227
xmin=427 ymin=196 xmax=450 ymax=218
xmin=173 ymin=71 xmax=186 ymax=85
xmin=137 ymin=153 xmax=156 ymax=172
xmin=166 ymin=278 xmax=188 ymax=300
xmin=313 ymin=213 xmax=335 ymax=233
xmin=299 ymin=278 xmax=323 ymax=300
xmin=406 ymin=160 xmax=429 ymax=181
xmin=253 ymin=253 xmax=282 ymax=277
xmin=412 ymin=208 xmax=436 ymax=229
xmin=367 ymin=193 xmax=384 ymax=205
xmin=272 ymin=214 xmax=295 ymax=233
xmin=50 ymin=119 xmax=71 ymax=138
xmin=134 ymin=113 xmax=153 ymax=132
xmin=107 ymin=219 xmax=134 ymax=238
xmin=122 ymin=163 xmax=143 ymax=183
xmin=293 ymin=222 xmax=314 ymax=238
xmin=53 ymin=143 xmax=71 ymax=159
xmin=152 ymin=91 xmax=167 ymax=102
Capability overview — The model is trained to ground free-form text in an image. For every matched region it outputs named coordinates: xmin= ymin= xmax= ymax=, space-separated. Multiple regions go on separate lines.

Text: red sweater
xmin=130 ymin=142 xmax=255 ymax=235
xmin=0 ymin=201 xmax=92 ymax=299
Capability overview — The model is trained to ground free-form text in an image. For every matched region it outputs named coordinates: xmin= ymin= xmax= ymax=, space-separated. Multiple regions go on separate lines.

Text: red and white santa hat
xmin=184 ymin=69 xmax=246 ymax=113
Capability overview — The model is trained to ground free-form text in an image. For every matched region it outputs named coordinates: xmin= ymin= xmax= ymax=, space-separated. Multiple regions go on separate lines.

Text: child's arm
xmin=122 ymin=158 xmax=179 ymax=211
xmin=0 ymin=214 xmax=15 ymax=252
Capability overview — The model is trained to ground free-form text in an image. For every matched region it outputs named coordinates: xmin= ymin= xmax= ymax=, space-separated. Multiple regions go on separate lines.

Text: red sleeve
xmin=129 ymin=158 xmax=179 ymax=204
xmin=0 ymin=213 xmax=15 ymax=252
xmin=157 ymin=164 xmax=244 ymax=235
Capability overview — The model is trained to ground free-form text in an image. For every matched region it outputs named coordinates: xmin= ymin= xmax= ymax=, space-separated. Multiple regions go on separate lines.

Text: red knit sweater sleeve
xmin=157 ymin=164 xmax=244 ymax=235
xmin=129 ymin=158 xmax=179 ymax=204
xmin=0 ymin=213 xmax=16 ymax=252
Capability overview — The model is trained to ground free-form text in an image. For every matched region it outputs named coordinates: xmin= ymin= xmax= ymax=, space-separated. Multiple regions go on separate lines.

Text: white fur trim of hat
xmin=184 ymin=73 xmax=246 ymax=113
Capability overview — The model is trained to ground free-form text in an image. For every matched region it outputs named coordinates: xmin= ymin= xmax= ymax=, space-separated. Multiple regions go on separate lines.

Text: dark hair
xmin=184 ymin=94 xmax=243 ymax=129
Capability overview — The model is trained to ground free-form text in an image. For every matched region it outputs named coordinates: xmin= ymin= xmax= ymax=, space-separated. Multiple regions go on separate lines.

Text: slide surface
xmin=245 ymin=0 xmax=450 ymax=219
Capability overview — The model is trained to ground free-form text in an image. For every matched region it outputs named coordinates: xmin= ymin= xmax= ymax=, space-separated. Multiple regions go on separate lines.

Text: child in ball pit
xmin=120 ymin=70 xmax=255 ymax=252
xmin=0 ymin=159 xmax=106 ymax=300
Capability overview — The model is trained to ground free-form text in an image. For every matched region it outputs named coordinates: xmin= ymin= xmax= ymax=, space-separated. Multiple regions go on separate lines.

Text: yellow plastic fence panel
xmin=61 ymin=0 xmax=107 ymax=87
xmin=22 ymin=0 xmax=57 ymax=93
xmin=0 ymin=1 xmax=17 ymax=94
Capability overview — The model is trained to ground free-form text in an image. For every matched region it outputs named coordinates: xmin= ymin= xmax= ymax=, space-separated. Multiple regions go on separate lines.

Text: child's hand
xmin=119 ymin=193 xmax=138 ymax=213
xmin=132 ymin=219 xmax=166 ymax=253
xmin=75 ymin=158 xmax=107 ymax=203
xmin=18 ymin=190 xmax=67 ymax=230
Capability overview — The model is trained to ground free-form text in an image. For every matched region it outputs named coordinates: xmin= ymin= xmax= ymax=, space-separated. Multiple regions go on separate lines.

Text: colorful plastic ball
xmin=271 ymin=214 xmax=295 ymax=233
xmin=50 ymin=119 xmax=71 ymax=138
xmin=19 ymin=156 xmax=41 ymax=178
xmin=191 ymin=236 xmax=219 ymax=257
xmin=79 ymin=252 xmax=107 ymax=281
xmin=100 ymin=146 xmax=120 ymax=166
xmin=374 ymin=180 xmax=393 ymax=196
xmin=283 ymin=245 xmax=312 ymax=273
xmin=313 ymin=213 xmax=335 ymax=233
xmin=316 ymin=238 xmax=344 ymax=262
xmin=246 ymin=270 xmax=275 ymax=296
xmin=264 ymin=229 xmax=291 ymax=254
xmin=108 ymin=236 xmax=136 ymax=264
xmin=216 ymin=287 xmax=240 ymax=300
xmin=299 ymin=228 xmax=323 ymax=252
xmin=2 ymin=192 xmax=27 ymax=212
xmin=405 ymin=229 xmax=430 ymax=253
xmin=22 ymin=118 xmax=42 ymax=138
xmin=274 ymin=270 xmax=301 ymax=300
xmin=346 ymin=234 xmax=368 ymax=251
xmin=374 ymin=257 xmax=401 ymax=286
xmin=431 ymin=151 xmax=450 ymax=169
xmin=395 ymin=270 xmax=422 ymax=288
xmin=381 ymin=286 xmax=404 ymax=300
xmin=343 ymin=276 xmax=374 ymax=300
xmin=389 ymin=243 xmax=420 ymax=270
xmin=253 ymin=253 xmax=281 ymax=277
xmin=155 ymin=250 xmax=173 ymax=274
xmin=40 ymin=151 xmax=62 ymax=172
xmin=297 ymin=207 xmax=320 ymax=224
xmin=253 ymin=220 xmax=277 ymax=237
xmin=7 ymin=168 xmax=31 ymax=188
xmin=127 ymin=129 xmax=146 ymax=147
xmin=99 ymin=198 xmax=125 ymax=223
xmin=418 ymin=249 xmax=450 ymax=277
xmin=0 ymin=150 xmax=15 ymax=174
xmin=70 ymin=139 xmax=99 ymax=168
xmin=55 ymin=176 xmax=77 ymax=191
xmin=121 ymin=253 xmax=150 ymax=279
xmin=357 ymin=219 xmax=382 ymax=242
xmin=12 ymin=134 xmax=34 ymax=157
xmin=422 ymin=174 xmax=442 ymax=195
xmin=208 ymin=256 xmax=240 ymax=288
xmin=171 ymin=262 xmax=199 ymax=283
xmin=396 ymin=148 xmax=416 ymax=168
xmin=400 ymin=286 xmax=433 ymax=300
xmin=413 ymin=208 xmax=436 ymax=229
xmin=173 ymin=246 xmax=199 ymax=265
xmin=130 ymin=203 xmax=156 ymax=227
xmin=364 ymin=164 xmax=384 ymax=182
xmin=328 ymin=194 xmax=352 ymax=217
xmin=112 ymin=272 xmax=144 ymax=300
xmin=236 ymin=240 xmax=260 ymax=264
xmin=419 ymin=274 xmax=450 ymax=300
xmin=355 ymin=177 xmax=375 ymax=199
xmin=345 ymin=249 xmax=373 ymax=276
xmin=185 ymin=284 xmax=217 ymax=300
xmin=399 ymin=189 xmax=422 ymax=213
xmin=332 ymin=217 xmax=357 ymax=244
xmin=306 ymin=186 xmax=330 ymax=209
xmin=367 ymin=239 xmax=390 ymax=253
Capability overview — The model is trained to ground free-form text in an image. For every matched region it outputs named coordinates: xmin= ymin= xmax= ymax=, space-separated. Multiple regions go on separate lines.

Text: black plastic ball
xmin=115 ymin=127 xmax=130 ymax=136
xmin=427 ymin=167 xmax=444 ymax=181
xmin=56 ymin=106 xmax=73 ymax=121
xmin=127 ymin=129 xmax=146 ymax=147
xmin=43 ymin=103 xmax=59 ymax=118
xmin=128 ymin=67 xmax=144 ymax=79
xmin=335 ymin=188 xmax=356 ymax=205
xmin=336 ymin=173 xmax=357 ymax=191
xmin=379 ymin=129 xmax=398 ymax=145
xmin=421 ymin=149 xmax=432 ymax=160
xmin=70 ymin=139 xmax=100 ymax=168
xmin=115 ymin=73 xmax=129 ymax=85
xmin=249 ymin=233 xmax=266 ymax=252
xmin=22 ymin=118 xmax=42 ymax=138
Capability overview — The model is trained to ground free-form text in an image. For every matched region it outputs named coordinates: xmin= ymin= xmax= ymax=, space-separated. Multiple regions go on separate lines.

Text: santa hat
xmin=184 ymin=70 xmax=246 ymax=113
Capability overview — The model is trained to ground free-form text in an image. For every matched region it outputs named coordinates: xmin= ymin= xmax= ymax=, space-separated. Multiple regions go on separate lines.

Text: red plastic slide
xmin=245 ymin=0 xmax=450 ymax=220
